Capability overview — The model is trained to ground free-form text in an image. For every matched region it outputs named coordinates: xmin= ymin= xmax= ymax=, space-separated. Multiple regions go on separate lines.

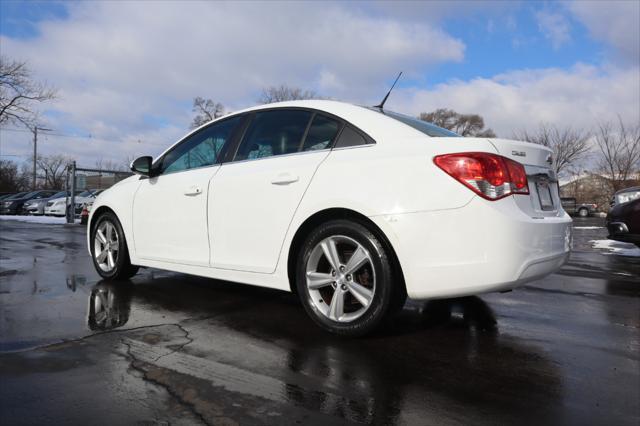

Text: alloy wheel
xmin=94 ymin=220 xmax=119 ymax=272
xmin=305 ymin=235 xmax=376 ymax=323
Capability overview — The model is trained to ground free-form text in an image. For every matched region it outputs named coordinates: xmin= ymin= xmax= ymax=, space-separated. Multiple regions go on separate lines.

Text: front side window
xmin=161 ymin=115 xmax=242 ymax=174
xmin=302 ymin=114 xmax=342 ymax=151
xmin=234 ymin=110 xmax=312 ymax=161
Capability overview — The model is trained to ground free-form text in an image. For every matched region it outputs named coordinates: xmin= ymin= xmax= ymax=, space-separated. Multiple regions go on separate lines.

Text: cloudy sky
xmin=1 ymin=0 xmax=638 ymax=167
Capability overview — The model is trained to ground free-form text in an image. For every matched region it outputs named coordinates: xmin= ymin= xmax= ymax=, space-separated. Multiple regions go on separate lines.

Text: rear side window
xmin=235 ymin=110 xmax=313 ymax=161
xmin=302 ymin=114 xmax=341 ymax=151
xmin=334 ymin=125 xmax=369 ymax=148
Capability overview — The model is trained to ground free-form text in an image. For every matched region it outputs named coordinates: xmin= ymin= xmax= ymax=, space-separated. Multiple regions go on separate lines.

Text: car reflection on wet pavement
xmin=0 ymin=217 xmax=638 ymax=425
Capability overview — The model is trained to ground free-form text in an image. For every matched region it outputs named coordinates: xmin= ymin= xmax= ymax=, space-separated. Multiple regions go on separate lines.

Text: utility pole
xmin=32 ymin=126 xmax=52 ymax=190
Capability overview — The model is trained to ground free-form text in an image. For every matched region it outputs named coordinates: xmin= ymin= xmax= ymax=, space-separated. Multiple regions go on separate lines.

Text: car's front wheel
xmin=296 ymin=219 xmax=400 ymax=336
xmin=578 ymin=207 xmax=589 ymax=217
xmin=91 ymin=211 xmax=139 ymax=280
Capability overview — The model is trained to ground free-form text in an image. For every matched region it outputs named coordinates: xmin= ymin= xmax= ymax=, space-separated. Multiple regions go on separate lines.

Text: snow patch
xmin=0 ymin=215 xmax=79 ymax=224
xmin=589 ymin=239 xmax=640 ymax=257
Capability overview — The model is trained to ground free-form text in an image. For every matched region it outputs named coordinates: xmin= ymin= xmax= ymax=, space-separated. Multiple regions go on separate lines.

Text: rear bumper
xmin=370 ymin=196 xmax=572 ymax=300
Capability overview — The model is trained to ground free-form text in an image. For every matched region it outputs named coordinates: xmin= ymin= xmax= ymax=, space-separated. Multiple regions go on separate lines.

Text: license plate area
xmin=536 ymin=180 xmax=555 ymax=211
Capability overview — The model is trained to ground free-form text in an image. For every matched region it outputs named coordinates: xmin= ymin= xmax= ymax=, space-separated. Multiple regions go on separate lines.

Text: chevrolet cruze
xmin=88 ymin=100 xmax=572 ymax=335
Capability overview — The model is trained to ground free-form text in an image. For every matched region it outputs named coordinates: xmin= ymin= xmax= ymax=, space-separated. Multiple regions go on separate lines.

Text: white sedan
xmin=45 ymin=190 xmax=103 ymax=216
xmin=88 ymin=100 xmax=572 ymax=335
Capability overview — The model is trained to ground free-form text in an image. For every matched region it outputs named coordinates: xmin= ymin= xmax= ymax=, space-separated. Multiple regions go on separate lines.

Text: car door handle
xmin=184 ymin=185 xmax=203 ymax=196
xmin=271 ymin=173 xmax=299 ymax=185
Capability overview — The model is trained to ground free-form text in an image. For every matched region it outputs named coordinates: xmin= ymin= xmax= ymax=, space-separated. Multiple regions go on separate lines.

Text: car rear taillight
xmin=434 ymin=152 xmax=529 ymax=200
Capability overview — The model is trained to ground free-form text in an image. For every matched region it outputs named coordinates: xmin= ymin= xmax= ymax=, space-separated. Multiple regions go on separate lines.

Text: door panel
xmin=209 ymin=152 xmax=329 ymax=273
xmin=133 ymin=166 xmax=219 ymax=266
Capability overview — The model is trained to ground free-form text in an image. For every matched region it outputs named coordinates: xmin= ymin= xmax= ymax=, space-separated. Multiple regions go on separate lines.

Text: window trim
xmin=225 ymin=106 xmax=375 ymax=164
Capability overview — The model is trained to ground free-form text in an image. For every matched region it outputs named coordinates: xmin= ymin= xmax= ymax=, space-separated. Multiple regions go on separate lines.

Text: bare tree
xmin=94 ymin=158 xmax=128 ymax=172
xmin=594 ymin=118 xmax=640 ymax=192
xmin=0 ymin=56 xmax=56 ymax=128
xmin=419 ymin=108 xmax=496 ymax=137
xmin=0 ymin=159 xmax=31 ymax=192
xmin=191 ymin=97 xmax=224 ymax=129
xmin=513 ymin=124 xmax=590 ymax=176
xmin=258 ymin=85 xmax=320 ymax=104
xmin=36 ymin=154 xmax=71 ymax=190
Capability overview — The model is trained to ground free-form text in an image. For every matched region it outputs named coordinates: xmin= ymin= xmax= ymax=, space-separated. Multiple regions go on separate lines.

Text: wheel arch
xmin=89 ymin=205 xmax=117 ymax=233
xmin=87 ymin=205 xmax=132 ymax=258
xmin=286 ymin=208 xmax=406 ymax=298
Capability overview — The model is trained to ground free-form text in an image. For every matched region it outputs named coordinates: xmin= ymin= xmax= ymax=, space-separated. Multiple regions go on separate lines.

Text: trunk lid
xmin=488 ymin=138 xmax=554 ymax=168
xmin=488 ymin=138 xmax=562 ymax=218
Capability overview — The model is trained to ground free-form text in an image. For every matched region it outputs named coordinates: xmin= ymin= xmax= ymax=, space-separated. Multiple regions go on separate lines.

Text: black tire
xmin=296 ymin=219 xmax=400 ymax=336
xmin=578 ymin=208 xmax=589 ymax=217
xmin=90 ymin=211 xmax=139 ymax=280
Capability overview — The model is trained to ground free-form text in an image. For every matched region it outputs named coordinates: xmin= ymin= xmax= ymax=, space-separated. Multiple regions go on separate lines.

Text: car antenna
xmin=374 ymin=71 xmax=403 ymax=110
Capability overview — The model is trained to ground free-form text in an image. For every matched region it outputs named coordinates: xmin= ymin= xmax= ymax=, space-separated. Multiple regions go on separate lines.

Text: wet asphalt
xmin=0 ymin=217 xmax=638 ymax=426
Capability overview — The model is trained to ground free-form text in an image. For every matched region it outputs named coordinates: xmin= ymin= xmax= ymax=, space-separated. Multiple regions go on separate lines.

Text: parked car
xmin=74 ymin=189 xmax=104 ymax=215
xmin=88 ymin=100 xmax=571 ymax=336
xmin=606 ymin=198 xmax=640 ymax=247
xmin=0 ymin=190 xmax=57 ymax=215
xmin=23 ymin=191 xmax=69 ymax=215
xmin=609 ymin=186 xmax=640 ymax=209
xmin=44 ymin=197 xmax=67 ymax=216
xmin=1 ymin=192 xmax=27 ymax=204
xmin=560 ymin=197 xmax=598 ymax=217
xmin=0 ymin=193 xmax=17 ymax=202
xmin=44 ymin=189 xmax=104 ymax=217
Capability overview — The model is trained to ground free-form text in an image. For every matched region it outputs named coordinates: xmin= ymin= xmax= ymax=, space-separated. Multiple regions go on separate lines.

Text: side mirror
xmin=130 ymin=156 xmax=153 ymax=176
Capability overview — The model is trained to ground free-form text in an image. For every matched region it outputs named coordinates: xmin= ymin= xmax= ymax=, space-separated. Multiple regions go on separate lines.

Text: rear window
xmin=369 ymin=108 xmax=460 ymax=137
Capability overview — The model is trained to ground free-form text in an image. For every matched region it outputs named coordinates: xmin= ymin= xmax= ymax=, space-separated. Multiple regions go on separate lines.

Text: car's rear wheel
xmin=578 ymin=207 xmax=589 ymax=217
xmin=91 ymin=211 xmax=139 ymax=280
xmin=296 ymin=219 xmax=398 ymax=336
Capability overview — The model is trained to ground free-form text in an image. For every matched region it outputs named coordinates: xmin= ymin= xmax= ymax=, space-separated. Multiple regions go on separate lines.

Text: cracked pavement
xmin=0 ymin=217 xmax=638 ymax=425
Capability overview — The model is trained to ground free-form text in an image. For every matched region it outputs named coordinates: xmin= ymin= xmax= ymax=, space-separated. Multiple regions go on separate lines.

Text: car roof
xmin=233 ymin=100 xmax=422 ymax=140
xmin=154 ymin=100 xmax=429 ymax=163
xmin=615 ymin=186 xmax=640 ymax=195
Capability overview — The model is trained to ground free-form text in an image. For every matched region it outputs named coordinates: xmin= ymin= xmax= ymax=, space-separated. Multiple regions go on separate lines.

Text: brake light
xmin=434 ymin=152 xmax=529 ymax=200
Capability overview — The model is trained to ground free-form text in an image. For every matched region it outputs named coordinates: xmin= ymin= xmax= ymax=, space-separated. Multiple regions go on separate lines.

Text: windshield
xmin=6 ymin=192 xmax=27 ymax=200
xmin=368 ymin=108 xmax=460 ymax=137
xmin=76 ymin=190 xmax=93 ymax=197
xmin=50 ymin=191 xmax=68 ymax=199
xmin=616 ymin=189 xmax=640 ymax=205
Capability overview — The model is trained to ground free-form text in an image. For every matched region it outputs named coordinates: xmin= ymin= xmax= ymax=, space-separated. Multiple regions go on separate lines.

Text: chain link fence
xmin=65 ymin=161 xmax=132 ymax=223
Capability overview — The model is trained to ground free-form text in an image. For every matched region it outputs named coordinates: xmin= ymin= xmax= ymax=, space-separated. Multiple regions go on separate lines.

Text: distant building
xmin=77 ymin=172 xmax=132 ymax=190
xmin=559 ymin=173 xmax=640 ymax=211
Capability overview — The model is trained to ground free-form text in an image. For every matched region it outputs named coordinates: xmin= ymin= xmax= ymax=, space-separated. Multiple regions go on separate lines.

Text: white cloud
xmin=0 ymin=1 xmax=465 ymax=165
xmin=536 ymin=9 xmax=572 ymax=49
xmin=391 ymin=64 xmax=640 ymax=137
xmin=0 ymin=0 xmax=637 ymax=169
xmin=569 ymin=0 xmax=640 ymax=63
